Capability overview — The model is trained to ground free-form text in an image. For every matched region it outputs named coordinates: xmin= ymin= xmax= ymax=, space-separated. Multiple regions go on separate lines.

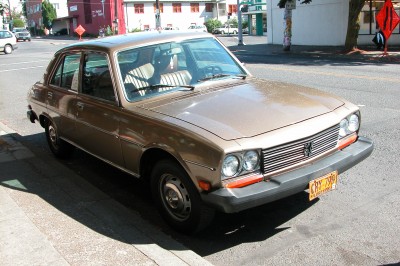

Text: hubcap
xmin=5 ymin=45 xmax=11 ymax=54
xmin=160 ymin=174 xmax=191 ymax=221
xmin=48 ymin=124 xmax=58 ymax=148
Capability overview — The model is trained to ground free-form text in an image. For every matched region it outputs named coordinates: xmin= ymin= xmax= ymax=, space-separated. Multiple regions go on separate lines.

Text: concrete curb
xmin=0 ymin=122 xmax=212 ymax=266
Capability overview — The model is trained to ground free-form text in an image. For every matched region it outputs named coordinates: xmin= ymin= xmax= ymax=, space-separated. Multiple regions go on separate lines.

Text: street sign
xmin=376 ymin=0 xmax=400 ymax=40
xmin=74 ymin=25 xmax=86 ymax=40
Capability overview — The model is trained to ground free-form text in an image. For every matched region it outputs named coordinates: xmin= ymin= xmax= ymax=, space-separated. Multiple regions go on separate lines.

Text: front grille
xmin=261 ymin=124 xmax=339 ymax=175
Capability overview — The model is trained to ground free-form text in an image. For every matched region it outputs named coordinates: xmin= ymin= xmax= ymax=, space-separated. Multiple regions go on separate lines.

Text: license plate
xmin=309 ymin=171 xmax=338 ymax=201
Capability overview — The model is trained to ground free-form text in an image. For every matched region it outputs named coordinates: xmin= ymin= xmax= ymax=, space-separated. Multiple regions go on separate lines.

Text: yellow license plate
xmin=309 ymin=171 xmax=338 ymax=201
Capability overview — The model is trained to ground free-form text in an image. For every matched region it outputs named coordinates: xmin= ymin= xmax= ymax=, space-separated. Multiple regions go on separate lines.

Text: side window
xmin=82 ymin=52 xmax=115 ymax=102
xmin=50 ymin=53 xmax=81 ymax=91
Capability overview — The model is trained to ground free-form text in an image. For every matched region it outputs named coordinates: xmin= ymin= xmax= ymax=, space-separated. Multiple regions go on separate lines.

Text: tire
xmin=151 ymin=159 xmax=215 ymax=234
xmin=45 ymin=120 xmax=74 ymax=159
xmin=4 ymin=44 xmax=12 ymax=54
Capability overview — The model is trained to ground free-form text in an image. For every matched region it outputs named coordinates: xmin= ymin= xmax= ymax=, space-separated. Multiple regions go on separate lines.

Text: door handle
xmin=77 ymin=102 xmax=84 ymax=110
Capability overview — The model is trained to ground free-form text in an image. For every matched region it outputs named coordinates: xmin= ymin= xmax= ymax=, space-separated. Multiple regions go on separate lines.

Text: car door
xmin=46 ymin=52 xmax=80 ymax=143
xmin=75 ymin=51 xmax=124 ymax=167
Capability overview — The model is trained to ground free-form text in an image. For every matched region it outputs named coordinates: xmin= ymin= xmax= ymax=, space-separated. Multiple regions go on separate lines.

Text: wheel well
xmin=39 ymin=115 xmax=49 ymax=128
xmin=140 ymin=148 xmax=181 ymax=183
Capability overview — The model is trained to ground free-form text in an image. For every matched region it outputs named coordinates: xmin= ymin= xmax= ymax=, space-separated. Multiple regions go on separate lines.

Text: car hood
xmin=139 ymin=78 xmax=344 ymax=140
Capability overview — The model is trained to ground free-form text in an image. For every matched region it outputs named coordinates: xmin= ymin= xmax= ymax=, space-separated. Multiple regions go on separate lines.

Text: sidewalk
xmin=218 ymin=35 xmax=400 ymax=63
xmin=0 ymin=122 xmax=211 ymax=266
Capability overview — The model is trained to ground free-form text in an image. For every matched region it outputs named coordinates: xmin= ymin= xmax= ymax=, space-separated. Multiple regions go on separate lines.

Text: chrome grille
xmin=262 ymin=124 xmax=339 ymax=175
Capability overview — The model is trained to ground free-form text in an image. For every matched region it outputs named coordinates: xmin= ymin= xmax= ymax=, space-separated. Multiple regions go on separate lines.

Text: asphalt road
xmin=0 ymin=37 xmax=399 ymax=265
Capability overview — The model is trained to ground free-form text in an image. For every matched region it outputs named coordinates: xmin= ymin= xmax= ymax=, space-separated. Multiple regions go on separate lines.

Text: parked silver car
xmin=0 ymin=30 xmax=18 ymax=54
xmin=13 ymin=27 xmax=31 ymax=42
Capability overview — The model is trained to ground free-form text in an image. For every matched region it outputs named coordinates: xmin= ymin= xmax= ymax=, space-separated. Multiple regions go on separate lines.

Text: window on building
xmin=52 ymin=3 xmax=59 ymax=10
xmin=191 ymin=3 xmax=199 ymax=13
xmin=173 ymin=3 xmax=182 ymax=13
xmin=84 ymin=0 xmax=92 ymax=24
xmin=205 ymin=3 xmax=213 ymax=12
xmin=135 ymin=4 xmax=144 ymax=14
xmin=153 ymin=3 xmax=164 ymax=13
xmin=228 ymin=4 xmax=237 ymax=14
xmin=359 ymin=0 xmax=400 ymax=35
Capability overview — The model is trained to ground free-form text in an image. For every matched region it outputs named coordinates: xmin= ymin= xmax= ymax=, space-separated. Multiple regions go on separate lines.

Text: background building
xmin=267 ymin=0 xmax=400 ymax=46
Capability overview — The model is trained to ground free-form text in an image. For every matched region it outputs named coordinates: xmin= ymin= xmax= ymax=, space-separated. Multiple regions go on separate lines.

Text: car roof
xmin=57 ymin=31 xmax=212 ymax=54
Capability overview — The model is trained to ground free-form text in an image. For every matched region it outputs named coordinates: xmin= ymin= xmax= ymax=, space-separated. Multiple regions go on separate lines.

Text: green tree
xmin=11 ymin=8 xmax=24 ymax=19
xmin=205 ymin=18 xmax=222 ymax=33
xmin=277 ymin=0 xmax=367 ymax=51
xmin=12 ymin=18 xmax=24 ymax=27
xmin=42 ymin=0 xmax=57 ymax=29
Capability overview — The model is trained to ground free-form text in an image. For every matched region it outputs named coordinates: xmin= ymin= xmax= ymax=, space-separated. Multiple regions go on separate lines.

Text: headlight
xmin=243 ymin=150 xmax=259 ymax=171
xmin=339 ymin=113 xmax=360 ymax=137
xmin=348 ymin=114 xmax=360 ymax=132
xmin=222 ymin=155 xmax=240 ymax=177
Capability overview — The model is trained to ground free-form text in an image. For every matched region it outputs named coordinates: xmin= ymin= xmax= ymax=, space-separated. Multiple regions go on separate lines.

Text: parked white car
xmin=213 ymin=25 xmax=238 ymax=34
xmin=0 ymin=30 xmax=18 ymax=54
xmin=187 ymin=25 xmax=207 ymax=32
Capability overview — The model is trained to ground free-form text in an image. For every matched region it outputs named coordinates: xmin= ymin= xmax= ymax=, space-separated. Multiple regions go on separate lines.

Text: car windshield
xmin=117 ymin=37 xmax=247 ymax=102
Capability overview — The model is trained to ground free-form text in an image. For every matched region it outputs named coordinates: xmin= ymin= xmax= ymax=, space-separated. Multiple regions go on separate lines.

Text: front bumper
xmin=201 ymin=137 xmax=374 ymax=213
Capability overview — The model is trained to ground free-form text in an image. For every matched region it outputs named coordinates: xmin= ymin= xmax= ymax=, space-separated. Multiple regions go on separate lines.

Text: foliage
xmin=42 ymin=0 xmax=57 ymax=29
xmin=242 ymin=20 xmax=248 ymax=29
xmin=129 ymin=28 xmax=141 ymax=33
xmin=278 ymin=0 xmax=312 ymax=8
xmin=205 ymin=18 xmax=222 ymax=33
xmin=22 ymin=1 xmax=27 ymax=18
xmin=12 ymin=18 xmax=25 ymax=28
xmin=228 ymin=17 xmax=238 ymax=28
xmin=0 ymin=3 xmax=9 ymax=17
xmin=11 ymin=8 xmax=24 ymax=19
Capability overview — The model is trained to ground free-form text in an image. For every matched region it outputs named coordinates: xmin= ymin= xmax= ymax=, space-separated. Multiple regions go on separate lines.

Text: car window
xmin=0 ymin=31 xmax=12 ymax=39
xmin=81 ymin=52 xmax=115 ymax=102
xmin=116 ymin=38 xmax=246 ymax=102
xmin=50 ymin=53 xmax=81 ymax=91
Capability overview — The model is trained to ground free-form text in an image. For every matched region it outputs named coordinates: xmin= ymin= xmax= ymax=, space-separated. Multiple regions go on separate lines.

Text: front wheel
xmin=151 ymin=160 xmax=214 ymax=234
xmin=45 ymin=120 xmax=74 ymax=159
xmin=4 ymin=44 xmax=12 ymax=54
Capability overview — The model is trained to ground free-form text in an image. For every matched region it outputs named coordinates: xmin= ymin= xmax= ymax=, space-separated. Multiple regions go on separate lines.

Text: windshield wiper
xmin=198 ymin=74 xmax=247 ymax=82
xmin=132 ymin=84 xmax=195 ymax=93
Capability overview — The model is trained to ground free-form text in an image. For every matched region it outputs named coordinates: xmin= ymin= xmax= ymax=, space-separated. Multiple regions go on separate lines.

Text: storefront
xmin=241 ymin=0 xmax=267 ymax=36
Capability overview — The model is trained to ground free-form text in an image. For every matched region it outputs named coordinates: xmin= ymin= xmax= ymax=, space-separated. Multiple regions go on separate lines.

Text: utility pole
xmin=155 ymin=0 xmax=161 ymax=29
xmin=237 ymin=0 xmax=243 ymax=45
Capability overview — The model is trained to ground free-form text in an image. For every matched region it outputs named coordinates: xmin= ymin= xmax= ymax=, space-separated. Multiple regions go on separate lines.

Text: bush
xmin=12 ymin=18 xmax=25 ymax=28
xmin=205 ymin=19 xmax=222 ymax=33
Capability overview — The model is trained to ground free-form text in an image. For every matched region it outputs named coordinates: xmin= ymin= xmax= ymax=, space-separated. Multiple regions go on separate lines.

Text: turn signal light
xmin=338 ymin=134 xmax=358 ymax=150
xmin=198 ymin=180 xmax=211 ymax=191
xmin=224 ymin=174 xmax=263 ymax=188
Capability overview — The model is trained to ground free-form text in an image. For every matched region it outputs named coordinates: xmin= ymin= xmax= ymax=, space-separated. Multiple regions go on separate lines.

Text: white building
xmin=267 ymin=0 xmax=400 ymax=46
xmin=123 ymin=0 xmax=240 ymax=31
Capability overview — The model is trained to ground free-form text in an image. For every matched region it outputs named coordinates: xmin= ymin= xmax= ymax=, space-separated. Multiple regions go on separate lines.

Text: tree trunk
xmin=344 ymin=0 xmax=366 ymax=51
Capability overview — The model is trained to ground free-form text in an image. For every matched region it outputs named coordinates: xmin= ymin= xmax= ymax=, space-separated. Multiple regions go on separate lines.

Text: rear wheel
xmin=45 ymin=120 xmax=74 ymax=158
xmin=4 ymin=44 xmax=12 ymax=54
xmin=151 ymin=160 xmax=214 ymax=234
